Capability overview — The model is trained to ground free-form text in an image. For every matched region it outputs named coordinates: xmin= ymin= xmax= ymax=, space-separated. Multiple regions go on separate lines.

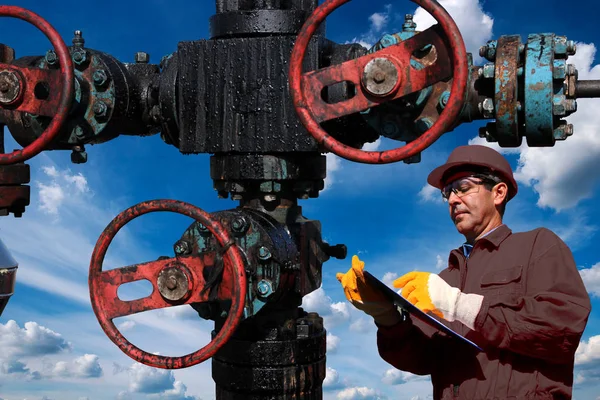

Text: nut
xmin=482 ymin=63 xmax=495 ymax=79
xmin=93 ymin=70 xmax=108 ymax=87
xmin=362 ymin=57 xmax=400 ymax=97
xmin=481 ymin=98 xmax=494 ymax=118
xmin=135 ymin=52 xmax=150 ymax=64
xmin=0 ymin=71 xmax=21 ymax=105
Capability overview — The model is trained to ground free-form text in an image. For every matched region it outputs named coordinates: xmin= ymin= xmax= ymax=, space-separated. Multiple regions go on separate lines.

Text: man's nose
xmin=448 ymin=190 xmax=461 ymax=205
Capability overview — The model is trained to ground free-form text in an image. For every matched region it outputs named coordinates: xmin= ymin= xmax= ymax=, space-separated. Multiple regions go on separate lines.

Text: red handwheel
xmin=289 ymin=0 xmax=469 ymax=164
xmin=89 ymin=200 xmax=247 ymax=369
xmin=0 ymin=6 xmax=74 ymax=165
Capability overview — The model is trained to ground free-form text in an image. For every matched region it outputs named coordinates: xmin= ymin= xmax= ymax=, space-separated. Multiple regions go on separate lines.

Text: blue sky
xmin=1 ymin=0 xmax=599 ymax=399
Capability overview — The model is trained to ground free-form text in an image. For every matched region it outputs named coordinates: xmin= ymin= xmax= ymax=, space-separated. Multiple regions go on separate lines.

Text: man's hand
xmin=336 ymin=255 xmax=401 ymax=326
xmin=393 ymin=271 xmax=484 ymax=330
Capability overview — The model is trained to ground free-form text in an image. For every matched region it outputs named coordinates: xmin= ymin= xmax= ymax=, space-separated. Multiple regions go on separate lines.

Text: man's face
xmin=443 ymin=175 xmax=505 ymax=238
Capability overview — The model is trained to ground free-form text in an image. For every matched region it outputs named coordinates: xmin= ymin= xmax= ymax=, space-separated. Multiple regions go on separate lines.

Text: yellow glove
xmin=393 ymin=271 xmax=483 ymax=330
xmin=336 ymin=255 xmax=401 ymax=326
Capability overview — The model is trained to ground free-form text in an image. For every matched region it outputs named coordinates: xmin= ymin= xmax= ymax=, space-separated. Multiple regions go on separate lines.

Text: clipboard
xmin=363 ymin=271 xmax=483 ymax=352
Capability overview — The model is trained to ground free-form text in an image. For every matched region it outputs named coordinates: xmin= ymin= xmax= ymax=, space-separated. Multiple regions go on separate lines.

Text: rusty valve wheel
xmin=289 ymin=0 xmax=469 ymax=164
xmin=0 ymin=6 xmax=74 ymax=165
xmin=89 ymin=200 xmax=247 ymax=369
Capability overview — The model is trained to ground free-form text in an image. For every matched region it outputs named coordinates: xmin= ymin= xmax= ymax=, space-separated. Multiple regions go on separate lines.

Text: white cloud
xmin=382 ymin=272 xmax=398 ymax=287
xmin=471 ymin=43 xmax=600 ymax=212
xmin=324 ymin=152 xmax=343 ymax=191
xmin=435 ymin=255 xmax=445 ymax=270
xmin=0 ymin=320 xmax=72 ymax=358
xmin=412 ymin=0 xmax=494 ymax=61
xmin=576 ymin=335 xmax=600 ymax=366
xmin=381 ymin=368 xmax=429 ymax=385
xmin=324 ymin=367 xmax=342 ymax=389
xmin=347 ymin=5 xmax=393 ymax=48
xmin=349 ymin=318 xmax=374 ymax=333
xmin=580 ymin=263 xmax=600 ymax=296
xmin=121 ymin=361 xmax=198 ymax=399
xmin=301 ymin=288 xmax=351 ymax=328
xmin=117 ymin=320 xmax=137 ymax=332
xmin=418 ymin=184 xmax=442 ymax=204
xmin=36 ymin=165 xmax=89 ymax=216
xmin=49 ymin=354 xmax=103 ymax=378
xmin=327 ymin=333 xmax=341 ymax=353
xmin=337 ymin=386 xmax=387 ymax=400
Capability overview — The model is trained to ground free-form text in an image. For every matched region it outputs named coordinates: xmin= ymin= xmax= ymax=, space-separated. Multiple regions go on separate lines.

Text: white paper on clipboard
xmin=363 ymin=270 xmax=483 ymax=352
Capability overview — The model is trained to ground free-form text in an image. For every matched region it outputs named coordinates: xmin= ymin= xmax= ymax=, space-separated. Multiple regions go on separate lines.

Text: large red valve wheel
xmin=89 ymin=200 xmax=247 ymax=369
xmin=289 ymin=0 xmax=469 ymax=164
xmin=0 ymin=6 xmax=74 ymax=165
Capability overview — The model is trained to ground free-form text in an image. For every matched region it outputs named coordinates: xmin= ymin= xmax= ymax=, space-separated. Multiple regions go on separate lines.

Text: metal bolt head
xmin=258 ymin=246 xmax=271 ymax=261
xmin=93 ymin=101 xmax=108 ymax=118
xmin=135 ymin=52 xmax=150 ymax=64
xmin=482 ymin=98 xmax=494 ymax=118
xmin=174 ymin=240 xmax=191 ymax=255
xmin=565 ymin=99 xmax=577 ymax=113
xmin=93 ymin=70 xmax=108 ymax=87
xmin=231 ymin=217 xmax=247 ymax=233
xmin=157 ymin=266 xmax=189 ymax=301
xmin=0 ymin=71 xmax=21 ymax=105
xmin=257 ymin=280 xmax=272 ymax=296
xmin=73 ymin=125 xmax=85 ymax=139
xmin=479 ymin=45 xmax=487 ymax=58
xmin=72 ymin=50 xmax=87 ymax=65
xmin=45 ymin=50 xmax=58 ymax=65
xmin=566 ymin=40 xmax=576 ymax=56
xmin=362 ymin=57 xmax=400 ymax=97
xmin=482 ymin=63 xmax=495 ymax=79
xmin=439 ymin=91 xmax=450 ymax=108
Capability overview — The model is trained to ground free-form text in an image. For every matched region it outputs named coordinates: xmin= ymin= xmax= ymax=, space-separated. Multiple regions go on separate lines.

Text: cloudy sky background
xmin=1 ymin=0 xmax=599 ymax=399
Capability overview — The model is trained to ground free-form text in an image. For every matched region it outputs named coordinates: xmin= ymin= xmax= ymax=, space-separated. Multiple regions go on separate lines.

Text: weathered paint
xmin=89 ymin=199 xmax=247 ymax=369
xmin=289 ymin=0 xmax=469 ymax=164
xmin=0 ymin=6 xmax=74 ymax=165
xmin=494 ymin=35 xmax=522 ymax=147
xmin=524 ymin=34 xmax=555 ymax=146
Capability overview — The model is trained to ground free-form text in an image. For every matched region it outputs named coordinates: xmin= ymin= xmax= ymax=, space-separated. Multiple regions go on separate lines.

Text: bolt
xmin=565 ymin=123 xmax=574 ymax=136
xmin=373 ymin=71 xmax=386 ymax=84
xmin=481 ymin=98 xmax=494 ymax=118
xmin=439 ymin=91 xmax=450 ymax=109
xmin=93 ymin=102 xmax=108 ymax=118
xmin=166 ymin=275 xmax=178 ymax=290
xmin=477 ymin=68 xmax=483 ymax=78
xmin=258 ymin=246 xmax=271 ymax=261
xmin=264 ymin=194 xmax=276 ymax=202
xmin=415 ymin=117 xmax=433 ymax=133
xmin=232 ymin=217 xmax=247 ymax=232
xmin=174 ymin=240 xmax=190 ymax=255
xmin=379 ymin=34 xmax=396 ymax=48
xmin=257 ymin=280 xmax=272 ymax=296
xmin=566 ymin=40 xmax=576 ymax=56
xmin=0 ymin=71 xmax=20 ymax=105
xmin=72 ymin=30 xmax=85 ymax=48
xmin=402 ymin=14 xmax=416 ymax=31
xmin=73 ymin=125 xmax=85 ymax=139
xmin=479 ymin=45 xmax=487 ymax=58
xmin=565 ymin=99 xmax=577 ymax=113
xmin=72 ymin=50 xmax=87 ymax=65
xmin=482 ymin=63 xmax=495 ymax=79
xmin=566 ymin=64 xmax=577 ymax=77
xmin=45 ymin=50 xmax=58 ymax=65
xmin=135 ymin=52 xmax=150 ymax=64
xmin=93 ymin=70 xmax=108 ymax=87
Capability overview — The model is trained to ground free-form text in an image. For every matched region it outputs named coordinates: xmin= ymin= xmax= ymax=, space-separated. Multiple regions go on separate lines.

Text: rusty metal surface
xmin=289 ymin=0 xmax=469 ymax=164
xmin=89 ymin=199 xmax=247 ymax=369
xmin=0 ymin=6 xmax=74 ymax=165
xmin=494 ymin=35 xmax=522 ymax=147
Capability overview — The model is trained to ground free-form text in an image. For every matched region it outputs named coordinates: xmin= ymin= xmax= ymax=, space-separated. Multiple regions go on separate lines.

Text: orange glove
xmin=393 ymin=271 xmax=484 ymax=330
xmin=336 ymin=255 xmax=401 ymax=326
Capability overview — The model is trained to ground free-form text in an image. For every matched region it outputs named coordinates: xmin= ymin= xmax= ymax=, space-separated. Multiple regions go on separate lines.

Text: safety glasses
xmin=441 ymin=174 xmax=501 ymax=202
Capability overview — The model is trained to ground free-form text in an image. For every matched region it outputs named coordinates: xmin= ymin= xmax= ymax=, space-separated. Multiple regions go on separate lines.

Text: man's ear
xmin=493 ymin=182 xmax=508 ymax=206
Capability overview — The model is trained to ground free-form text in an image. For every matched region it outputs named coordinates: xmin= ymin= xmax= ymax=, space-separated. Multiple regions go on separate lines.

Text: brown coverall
xmin=377 ymin=224 xmax=591 ymax=399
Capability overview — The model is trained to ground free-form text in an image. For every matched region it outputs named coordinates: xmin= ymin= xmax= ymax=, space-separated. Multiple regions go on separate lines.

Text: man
xmin=336 ymin=144 xmax=591 ymax=399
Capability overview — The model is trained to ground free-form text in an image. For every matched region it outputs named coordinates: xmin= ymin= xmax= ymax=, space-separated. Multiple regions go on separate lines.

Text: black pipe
xmin=575 ymin=80 xmax=600 ymax=98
